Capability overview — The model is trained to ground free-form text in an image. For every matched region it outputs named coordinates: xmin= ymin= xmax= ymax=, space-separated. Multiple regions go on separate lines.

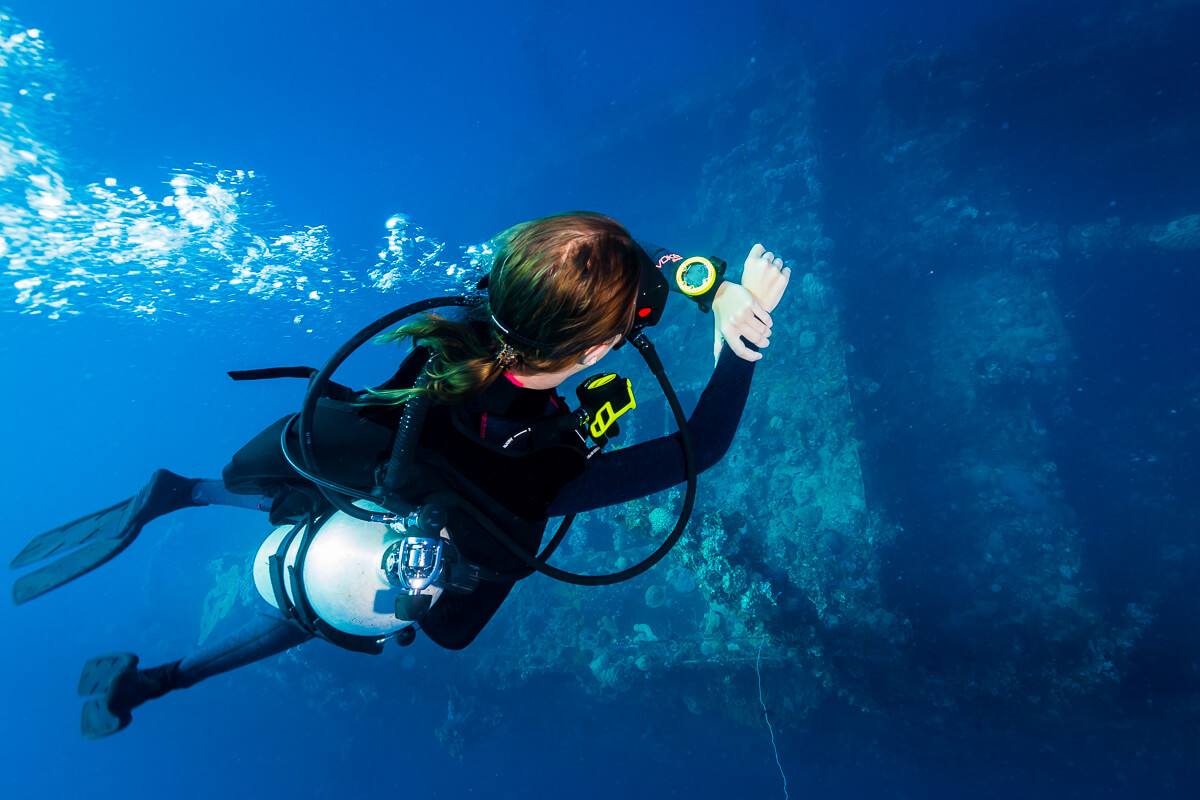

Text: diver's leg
xmin=189 ymin=478 xmax=271 ymax=512
xmin=172 ymin=610 xmax=312 ymax=687
xmin=79 ymin=610 xmax=312 ymax=738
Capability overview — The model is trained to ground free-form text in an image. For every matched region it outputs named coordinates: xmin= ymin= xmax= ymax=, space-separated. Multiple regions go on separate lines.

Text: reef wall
xmin=464 ymin=63 xmax=902 ymax=723
xmin=232 ymin=3 xmax=1200 ymax=769
xmin=829 ymin=0 xmax=1199 ymax=719
xmin=456 ymin=1 xmax=1200 ymax=738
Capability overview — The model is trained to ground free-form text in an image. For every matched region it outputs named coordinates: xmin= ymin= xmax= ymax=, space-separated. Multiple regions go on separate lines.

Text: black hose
xmin=380 ymin=375 xmax=431 ymax=498
xmin=295 ymin=299 xmax=697 ymax=586
xmin=297 ymin=295 xmax=474 ymax=522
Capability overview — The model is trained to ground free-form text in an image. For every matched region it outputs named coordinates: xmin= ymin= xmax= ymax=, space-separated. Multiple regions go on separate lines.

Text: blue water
xmin=3 ymin=1 xmax=1198 ymax=798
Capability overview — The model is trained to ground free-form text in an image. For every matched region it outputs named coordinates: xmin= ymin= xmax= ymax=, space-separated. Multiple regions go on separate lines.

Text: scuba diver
xmin=11 ymin=212 xmax=792 ymax=738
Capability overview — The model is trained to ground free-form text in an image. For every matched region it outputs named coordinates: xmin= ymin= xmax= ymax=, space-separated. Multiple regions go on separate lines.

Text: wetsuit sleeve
xmin=639 ymin=240 xmax=681 ymax=273
xmin=546 ymin=343 xmax=756 ymax=516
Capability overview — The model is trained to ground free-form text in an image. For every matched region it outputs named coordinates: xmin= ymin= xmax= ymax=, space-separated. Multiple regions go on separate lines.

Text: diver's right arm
xmin=546 ymin=242 xmax=791 ymax=516
xmin=546 ymin=340 xmax=757 ymax=515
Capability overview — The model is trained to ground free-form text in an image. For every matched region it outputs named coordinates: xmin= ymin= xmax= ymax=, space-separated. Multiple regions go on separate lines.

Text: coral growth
xmin=197 ymin=557 xmax=250 ymax=645
xmin=1147 ymin=213 xmax=1200 ymax=251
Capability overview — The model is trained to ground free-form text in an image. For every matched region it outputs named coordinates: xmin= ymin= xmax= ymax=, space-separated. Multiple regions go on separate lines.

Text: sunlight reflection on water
xmin=0 ymin=10 xmax=487 ymax=323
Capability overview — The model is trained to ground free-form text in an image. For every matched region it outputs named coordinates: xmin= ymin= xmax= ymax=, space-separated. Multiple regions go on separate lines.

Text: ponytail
xmin=367 ymin=308 xmax=513 ymax=404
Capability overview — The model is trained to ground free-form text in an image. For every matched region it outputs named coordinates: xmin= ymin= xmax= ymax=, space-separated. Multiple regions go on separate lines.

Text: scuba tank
xmin=252 ymin=507 xmax=439 ymax=638
xmin=247 ymin=499 xmax=487 ymax=651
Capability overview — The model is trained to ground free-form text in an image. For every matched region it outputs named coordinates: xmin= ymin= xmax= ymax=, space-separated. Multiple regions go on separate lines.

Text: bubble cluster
xmin=3 ymin=161 xmax=362 ymax=319
xmin=370 ymin=213 xmax=493 ymax=294
xmin=0 ymin=11 xmax=489 ymax=324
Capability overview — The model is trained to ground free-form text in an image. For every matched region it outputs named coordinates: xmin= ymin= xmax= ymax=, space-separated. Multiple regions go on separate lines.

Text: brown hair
xmin=371 ymin=211 xmax=642 ymax=403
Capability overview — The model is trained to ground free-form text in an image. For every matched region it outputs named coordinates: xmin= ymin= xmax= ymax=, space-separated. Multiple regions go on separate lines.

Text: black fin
xmin=10 ymin=470 xmax=199 ymax=604
xmin=78 ymin=653 xmax=138 ymax=740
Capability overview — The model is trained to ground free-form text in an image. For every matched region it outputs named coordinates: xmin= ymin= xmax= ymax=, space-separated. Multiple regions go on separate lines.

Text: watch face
xmin=681 ymin=262 xmax=711 ymax=289
xmin=676 ymin=256 xmax=716 ymax=296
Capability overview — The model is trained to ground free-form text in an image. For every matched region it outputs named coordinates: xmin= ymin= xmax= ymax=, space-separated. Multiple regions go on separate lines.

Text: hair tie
xmin=495 ymin=342 xmax=520 ymax=369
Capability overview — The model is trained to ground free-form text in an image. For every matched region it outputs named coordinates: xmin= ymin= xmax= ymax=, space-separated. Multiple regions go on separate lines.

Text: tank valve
xmin=383 ymin=536 xmax=444 ymax=593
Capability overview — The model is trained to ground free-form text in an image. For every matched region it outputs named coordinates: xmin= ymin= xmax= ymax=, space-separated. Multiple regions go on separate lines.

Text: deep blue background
xmin=2 ymin=1 xmax=1193 ymax=798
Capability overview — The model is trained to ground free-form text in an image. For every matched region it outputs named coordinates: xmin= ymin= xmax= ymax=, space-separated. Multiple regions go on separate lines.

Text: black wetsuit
xmin=163 ymin=337 xmax=757 ymax=694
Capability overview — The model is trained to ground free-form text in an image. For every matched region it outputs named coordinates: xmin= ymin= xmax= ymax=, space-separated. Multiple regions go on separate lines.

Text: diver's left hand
xmin=711 ymin=281 xmax=772 ymax=363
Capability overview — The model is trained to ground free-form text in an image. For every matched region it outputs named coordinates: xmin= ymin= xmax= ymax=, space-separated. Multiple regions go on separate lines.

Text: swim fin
xmin=78 ymin=653 xmax=138 ymax=739
xmin=10 ymin=469 xmax=200 ymax=605
xmin=78 ymin=653 xmax=179 ymax=739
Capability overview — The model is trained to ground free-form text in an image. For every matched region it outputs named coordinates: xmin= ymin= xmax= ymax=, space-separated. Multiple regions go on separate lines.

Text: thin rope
xmin=757 ymin=637 xmax=790 ymax=800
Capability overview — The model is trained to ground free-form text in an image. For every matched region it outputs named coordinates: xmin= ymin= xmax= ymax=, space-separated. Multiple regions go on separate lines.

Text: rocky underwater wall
xmin=826 ymin=0 xmax=1199 ymax=728
xmin=186 ymin=2 xmax=1199 ymax=766
xmin=449 ymin=1 xmax=1200 ymax=746
xmin=466 ymin=62 xmax=901 ymax=725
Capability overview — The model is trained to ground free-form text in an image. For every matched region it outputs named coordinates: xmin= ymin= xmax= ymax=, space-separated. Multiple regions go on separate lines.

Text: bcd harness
xmin=230 ymin=290 xmax=698 ymax=653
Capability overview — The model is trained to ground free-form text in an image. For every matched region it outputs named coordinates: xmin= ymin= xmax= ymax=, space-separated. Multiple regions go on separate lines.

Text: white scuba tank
xmin=252 ymin=504 xmax=444 ymax=638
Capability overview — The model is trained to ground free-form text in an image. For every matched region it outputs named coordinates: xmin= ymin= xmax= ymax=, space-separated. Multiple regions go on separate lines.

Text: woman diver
xmin=10 ymin=212 xmax=791 ymax=738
